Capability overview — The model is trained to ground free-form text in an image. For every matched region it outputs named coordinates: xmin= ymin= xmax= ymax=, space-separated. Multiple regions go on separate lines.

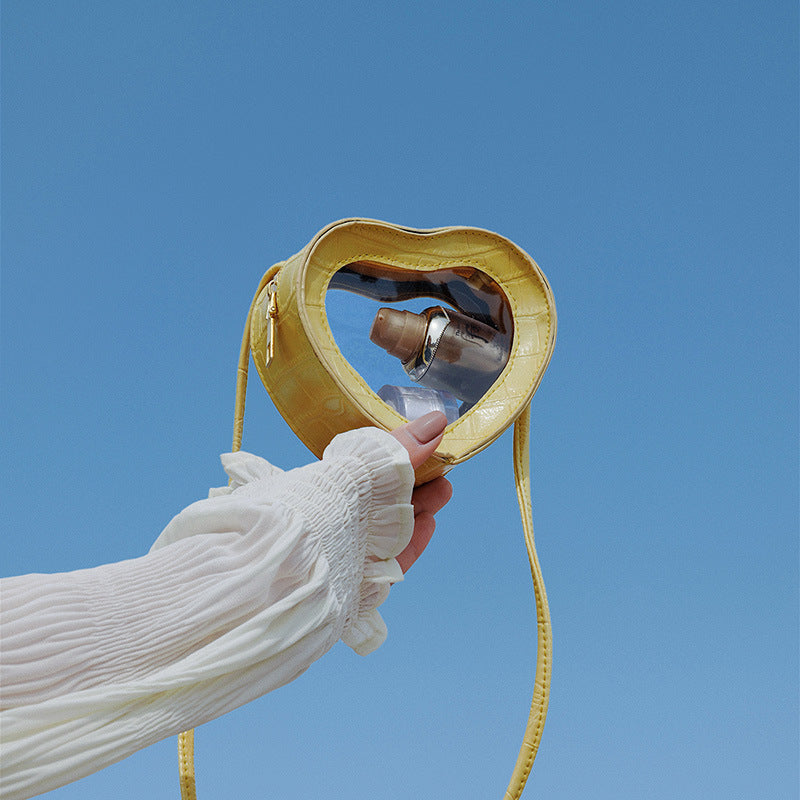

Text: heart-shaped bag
xmin=179 ymin=219 xmax=557 ymax=800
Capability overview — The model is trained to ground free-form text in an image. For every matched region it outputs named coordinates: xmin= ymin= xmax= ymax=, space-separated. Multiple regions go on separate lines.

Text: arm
xmin=0 ymin=415 xmax=450 ymax=800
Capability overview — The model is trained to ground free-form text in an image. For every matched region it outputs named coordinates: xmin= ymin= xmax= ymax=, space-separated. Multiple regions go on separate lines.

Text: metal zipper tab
xmin=265 ymin=280 xmax=278 ymax=367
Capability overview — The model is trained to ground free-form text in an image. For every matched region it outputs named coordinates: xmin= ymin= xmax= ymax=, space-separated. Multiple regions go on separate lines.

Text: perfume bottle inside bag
xmin=370 ymin=304 xmax=511 ymax=413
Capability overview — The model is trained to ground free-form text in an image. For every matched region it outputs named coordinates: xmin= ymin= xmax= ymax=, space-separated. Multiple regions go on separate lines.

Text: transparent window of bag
xmin=325 ymin=261 xmax=513 ymax=421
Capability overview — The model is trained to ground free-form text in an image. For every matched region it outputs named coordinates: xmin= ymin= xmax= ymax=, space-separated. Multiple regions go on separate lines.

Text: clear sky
xmin=2 ymin=2 xmax=797 ymax=799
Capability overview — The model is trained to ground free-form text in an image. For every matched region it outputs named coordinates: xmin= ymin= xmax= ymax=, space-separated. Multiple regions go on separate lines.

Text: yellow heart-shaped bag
xmin=179 ymin=219 xmax=557 ymax=800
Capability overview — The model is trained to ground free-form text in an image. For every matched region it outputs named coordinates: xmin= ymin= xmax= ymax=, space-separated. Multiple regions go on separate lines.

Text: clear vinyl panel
xmin=325 ymin=261 xmax=513 ymax=421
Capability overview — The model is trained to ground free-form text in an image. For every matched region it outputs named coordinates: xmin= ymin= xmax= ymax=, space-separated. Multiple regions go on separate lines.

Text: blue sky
xmin=1 ymin=2 xmax=797 ymax=798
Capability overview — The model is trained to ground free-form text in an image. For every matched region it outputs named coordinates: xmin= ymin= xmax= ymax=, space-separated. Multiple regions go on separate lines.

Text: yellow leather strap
xmin=177 ymin=729 xmax=196 ymax=800
xmin=504 ymin=404 xmax=552 ymax=799
xmin=177 ymin=268 xmax=277 ymax=800
xmin=233 ymin=266 xmax=280 ymax=453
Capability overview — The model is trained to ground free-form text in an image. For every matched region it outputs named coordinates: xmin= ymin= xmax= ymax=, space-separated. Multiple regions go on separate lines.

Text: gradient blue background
xmin=2 ymin=2 xmax=797 ymax=798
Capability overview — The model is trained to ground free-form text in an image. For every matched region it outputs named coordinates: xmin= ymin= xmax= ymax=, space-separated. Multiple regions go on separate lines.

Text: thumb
xmin=389 ymin=411 xmax=448 ymax=471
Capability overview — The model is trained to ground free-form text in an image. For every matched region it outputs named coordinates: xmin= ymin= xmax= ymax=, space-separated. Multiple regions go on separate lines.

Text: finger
xmin=390 ymin=411 xmax=448 ymax=471
xmin=411 ymin=476 xmax=453 ymax=517
xmin=396 ymin=511 xmax=436 ymax=574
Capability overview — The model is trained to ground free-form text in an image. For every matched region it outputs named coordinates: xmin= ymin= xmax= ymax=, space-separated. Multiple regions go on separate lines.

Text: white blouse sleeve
xmin=0 ymin=427 xmax=414 ymax=800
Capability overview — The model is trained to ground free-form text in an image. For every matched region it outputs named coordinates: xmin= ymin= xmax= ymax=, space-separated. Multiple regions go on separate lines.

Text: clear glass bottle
xmin=376 ymin=384 xmax=461 ymax=423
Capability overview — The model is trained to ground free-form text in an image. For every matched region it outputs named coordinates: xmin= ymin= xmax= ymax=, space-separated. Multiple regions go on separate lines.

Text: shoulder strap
xmin=504 ymin=403 xmax=552 ymax=798
xmin=177 ymin=268 xmax=276 ymax=800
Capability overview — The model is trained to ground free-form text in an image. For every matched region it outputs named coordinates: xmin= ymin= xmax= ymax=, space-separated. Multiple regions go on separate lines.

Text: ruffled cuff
xmin=311 ymin=428 xmax=415 ymax=656
xmin=323 ymin=428 xmax=414 ymax=655
xmin=203 ymin=429 xmax=414 ymax=657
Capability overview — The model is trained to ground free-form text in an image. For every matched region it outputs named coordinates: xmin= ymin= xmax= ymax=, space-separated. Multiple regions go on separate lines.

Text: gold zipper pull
xmin=265 ymin=280 xmax=278 ymax=366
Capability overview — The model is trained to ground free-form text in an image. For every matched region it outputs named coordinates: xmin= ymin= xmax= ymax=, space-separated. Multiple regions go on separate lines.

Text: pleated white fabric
xmin=0 ymin=428 xmax=414 ymax=800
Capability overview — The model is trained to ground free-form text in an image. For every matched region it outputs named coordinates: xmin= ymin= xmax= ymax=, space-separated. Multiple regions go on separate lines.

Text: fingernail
xmin=406 ymin=411 xmax=447 ymax=444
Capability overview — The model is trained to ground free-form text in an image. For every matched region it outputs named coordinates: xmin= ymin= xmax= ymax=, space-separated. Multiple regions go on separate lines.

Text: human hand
xmin=389 ymin=411 xmax=453 ymax=573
